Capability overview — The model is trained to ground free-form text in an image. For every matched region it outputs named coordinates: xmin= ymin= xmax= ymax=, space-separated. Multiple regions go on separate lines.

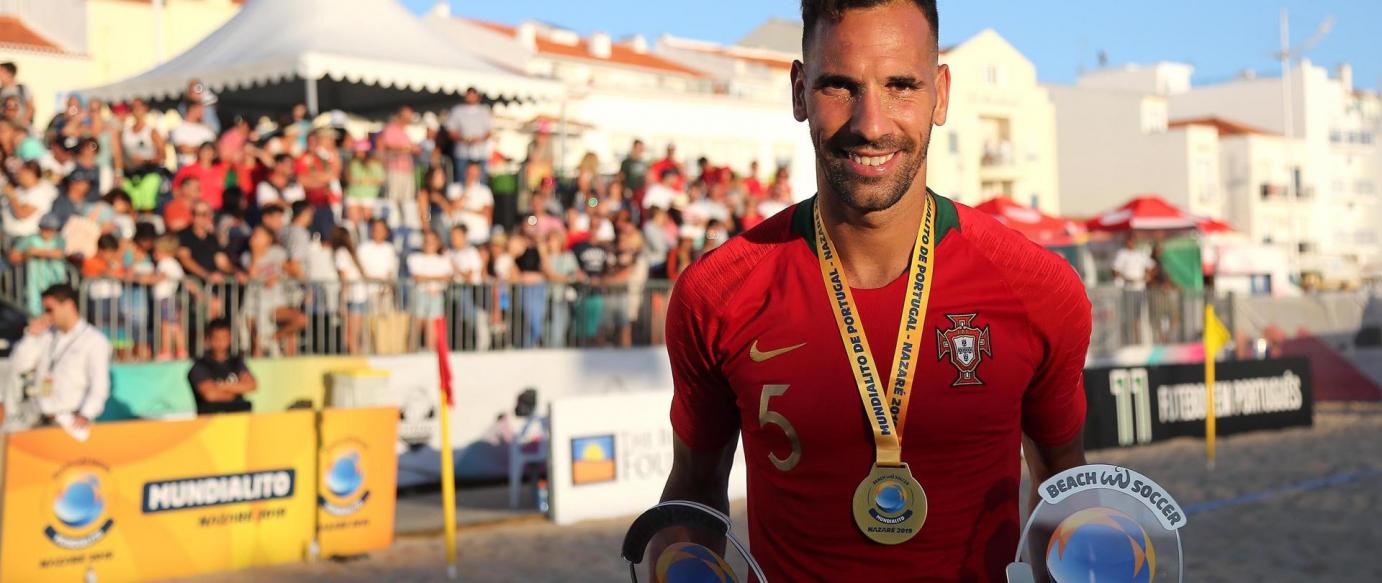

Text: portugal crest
xmin=936 ymin=313 xmax=992 ymax=387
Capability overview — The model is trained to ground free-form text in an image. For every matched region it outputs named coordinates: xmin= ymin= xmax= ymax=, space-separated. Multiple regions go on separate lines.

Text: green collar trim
xmin=791 ymin=189 xmax=960 ymax=254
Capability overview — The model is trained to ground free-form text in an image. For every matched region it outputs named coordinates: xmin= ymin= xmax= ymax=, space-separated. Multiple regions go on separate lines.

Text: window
xmin=984 ymin=64 xmax=1000 ymax=86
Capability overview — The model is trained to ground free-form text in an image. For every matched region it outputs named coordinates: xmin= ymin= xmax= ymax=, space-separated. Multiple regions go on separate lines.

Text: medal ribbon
xmin=813 ymin=193 xmax=936 ymax=467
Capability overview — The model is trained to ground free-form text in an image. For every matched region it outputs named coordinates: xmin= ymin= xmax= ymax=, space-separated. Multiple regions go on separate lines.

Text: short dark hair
xmin=290 ymin=200 xmax=312 ymax=220
xmin=41 ymin=283 xmax=77 ymax=305
xmin=97 ymin=233 xmax=119 ymax=251
xmin=801 ymin=0 xmax=939 ymax=51
xmin=260 ymin=205 xmax=285 ymax=220
xmin=0 ymin=62 xmax=15 ymax=75
xmin=206 ymin=317 xmax=232 ymax=335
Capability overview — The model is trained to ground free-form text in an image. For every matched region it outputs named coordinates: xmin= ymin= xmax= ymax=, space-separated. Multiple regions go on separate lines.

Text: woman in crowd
xmin=345 ymin=140 xmax=384 ymax=230
xmin=448 ymin=224 xmax=488 ymax=350
xmin=330 ymin=226 xmax=369 ymax=355
xmin=119 ymin=99 xmax=167 ymax=212
xmin=243 ymin=224 xmax=306 ymax=356
xmin=407 ymin=230 xmax=453 ymax=350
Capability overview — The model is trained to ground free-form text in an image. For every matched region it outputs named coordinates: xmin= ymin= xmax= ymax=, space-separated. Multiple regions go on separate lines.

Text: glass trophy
xmin=1008 ymin=464 xmax=1186 ymax=583
xmin=621 ymin=500 xmax=767 ymax=583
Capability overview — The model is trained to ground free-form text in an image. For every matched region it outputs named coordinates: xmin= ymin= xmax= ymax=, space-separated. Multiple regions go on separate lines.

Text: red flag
xmin=434 ymin=317 xmax=453 ymax=406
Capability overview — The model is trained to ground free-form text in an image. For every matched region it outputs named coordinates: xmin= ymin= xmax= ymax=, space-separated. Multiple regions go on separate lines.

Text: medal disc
xmin=852 ymin=463 xmax=927 ymax=544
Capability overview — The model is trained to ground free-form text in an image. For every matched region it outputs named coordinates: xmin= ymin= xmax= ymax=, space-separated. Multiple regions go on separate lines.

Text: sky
xmin=401 ymin=0 xmax=1381 ymax=90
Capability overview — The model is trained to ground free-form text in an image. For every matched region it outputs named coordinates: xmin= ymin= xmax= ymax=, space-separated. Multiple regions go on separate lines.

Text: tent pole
xmin=558 ymin=98 xmax=568 ymax=178
xmin=306 ymin=76 xmax=320 ymax=116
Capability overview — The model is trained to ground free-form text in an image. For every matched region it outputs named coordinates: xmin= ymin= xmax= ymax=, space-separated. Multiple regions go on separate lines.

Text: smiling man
xmin=659 ymin=1 xmax=1092 ymax=580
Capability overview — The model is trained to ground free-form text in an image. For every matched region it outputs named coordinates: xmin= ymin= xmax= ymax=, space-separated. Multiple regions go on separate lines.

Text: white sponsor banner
xmin=362 ymin=348 xmax=675 ymax=486
xmin=548 ymin=390 xmax=747 ymax=525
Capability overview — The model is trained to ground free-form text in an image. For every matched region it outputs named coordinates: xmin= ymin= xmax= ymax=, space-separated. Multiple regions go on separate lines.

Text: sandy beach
xmin=176 ymin=402 xmax=1382 ymax=583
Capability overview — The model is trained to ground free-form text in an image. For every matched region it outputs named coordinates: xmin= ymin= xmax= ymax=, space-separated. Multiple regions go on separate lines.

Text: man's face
xmin=792 ymin=2 xmax=949 ymax=213
xmin=633 ymin=142 xmax=644 ymax=157
xmin=184 ymin=180 xmax=203 ymax=201
xmin=465 ymin=90 xmax=480 ymax=105
xmin=207 ymin=329 xmax=231 ymax=355
xmin=187 ymin=104 xmax=204 ymax=123
xmin=69 ymin=180 xmax=90 ymax=200
xmin=193 ymin=203 xmax=214 ymax=230
xmin=262 ymin=212 xmax=284 ymax=231
xmin=42 ymin=297 xmax=76 ymax=328
xmin=292 ymin=104 xmax=306 ymax=120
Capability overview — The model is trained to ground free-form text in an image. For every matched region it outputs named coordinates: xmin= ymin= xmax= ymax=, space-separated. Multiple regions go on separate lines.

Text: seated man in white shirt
xmin=169 ymin=102 xmax=217 ymax=168
xmin=9 ymin=283 xmax=112 ymax=433
xmin=641 ymin=167 xmax=681 ymax=213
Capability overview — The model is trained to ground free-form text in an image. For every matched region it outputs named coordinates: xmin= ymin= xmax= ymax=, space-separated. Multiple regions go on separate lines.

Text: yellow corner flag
xmin=1203 ymin=305 xmax=1231 ymax=469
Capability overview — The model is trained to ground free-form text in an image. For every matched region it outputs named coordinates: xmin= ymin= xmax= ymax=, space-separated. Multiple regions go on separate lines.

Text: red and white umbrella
xmin=974 ymin=197 xmax=1083 ymax=245
xmin=1085 ymin=195 xmax=1200 ymax=232
xmin=1196 ymin=217 xmax=1234 ymax=234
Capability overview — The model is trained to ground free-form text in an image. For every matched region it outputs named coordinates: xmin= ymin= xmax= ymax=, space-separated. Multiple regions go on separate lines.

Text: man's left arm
xmin=224 ymin=362 xmax=257 ymax=395
xmin=77 ymin=336 xmax=112 ymax=426
xmin=1019 ymin=258 xmax=1094 ymax=509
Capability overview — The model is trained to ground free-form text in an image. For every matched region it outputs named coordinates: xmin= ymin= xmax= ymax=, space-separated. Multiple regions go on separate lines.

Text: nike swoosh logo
xmin=750 ymin=340 xmax=807 ymax=363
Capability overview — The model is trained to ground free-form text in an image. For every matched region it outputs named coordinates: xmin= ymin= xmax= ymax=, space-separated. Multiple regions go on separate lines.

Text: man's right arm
xmin=660 ymin=434 xmax=736 ymax=513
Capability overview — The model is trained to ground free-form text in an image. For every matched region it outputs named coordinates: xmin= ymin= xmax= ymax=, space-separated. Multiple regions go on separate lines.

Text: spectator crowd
xmin=0 ymin=64 xmax=797 ymax=361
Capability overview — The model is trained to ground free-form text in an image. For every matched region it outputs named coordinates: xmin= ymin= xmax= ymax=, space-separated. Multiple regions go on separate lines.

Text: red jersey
xmin=667 ymin=193 xmax=1090 ymax=582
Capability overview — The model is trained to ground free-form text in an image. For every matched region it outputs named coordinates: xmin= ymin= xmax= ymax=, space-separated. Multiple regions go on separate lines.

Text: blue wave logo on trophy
xmin=1007 ymin=464 xmax=1184 ymax=583
xmin=655 ymin=542 xmax=740 ymax=583
xmin=46 ymin=465 xmax=116 ymax=550
xmin=1046 ymin=507 xmax=1156 ymax=583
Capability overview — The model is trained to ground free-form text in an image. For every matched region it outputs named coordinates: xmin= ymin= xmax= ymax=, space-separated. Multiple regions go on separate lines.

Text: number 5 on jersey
xmin=759 ymin=384 xmax=801 ymax=471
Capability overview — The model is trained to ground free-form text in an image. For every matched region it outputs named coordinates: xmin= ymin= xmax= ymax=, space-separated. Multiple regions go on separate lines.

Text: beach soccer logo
xmin=46 ymin=462 xmax=115 ymax=550
xmin=1009 ymin=464 xmax=1185 ymax=583
xmin=320 ymin=441 xmax=369 ymax=516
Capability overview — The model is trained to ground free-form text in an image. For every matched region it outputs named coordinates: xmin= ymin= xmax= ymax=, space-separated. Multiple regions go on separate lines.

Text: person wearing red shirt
xmin=743 ymin=160 xmax=768 ymax=199
xmin=172 ymin=142 xmax=227 ymax=210
xmin=647 ymin=143 xmax=685 ymax=192
xmin=659 ymin=2 xmax=1091 ymax=581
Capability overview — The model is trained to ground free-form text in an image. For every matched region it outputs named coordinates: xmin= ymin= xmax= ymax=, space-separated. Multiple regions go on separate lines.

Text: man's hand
xmin=71 ymin=415 xmax=91 ymax=430
xmin=208 ymin=272 xmax=225 ymax=284
xmin=27 ymin=314 xmax=51 ymax=336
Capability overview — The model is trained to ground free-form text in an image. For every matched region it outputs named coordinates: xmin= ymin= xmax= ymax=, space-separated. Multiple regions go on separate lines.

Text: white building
xmin=929 ymin=29 xmax=1061 ymax=214
xmin=1170 ymin=60 xmax=1381 ymax=280
xmin=1050 ymin=60 xmax=1381 ymax=284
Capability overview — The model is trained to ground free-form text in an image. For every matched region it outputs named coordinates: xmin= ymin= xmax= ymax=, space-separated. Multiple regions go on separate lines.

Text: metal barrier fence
xmin=55 ymin=277 xmax=675 ymax=361
xmin=0 ymin=261 xmax=1235 ymax=362
xmin=1088 ymin=286 xmax=1235 ymax=358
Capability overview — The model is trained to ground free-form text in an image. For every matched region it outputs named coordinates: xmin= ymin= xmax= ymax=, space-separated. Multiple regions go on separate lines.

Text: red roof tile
xmin=0 ymin=15 xmax=64 ymax=53
xmin=1169 ymin=117 xmax=1279 ymax=137
xmin=469 ymin=19 xmax=706 ymax=78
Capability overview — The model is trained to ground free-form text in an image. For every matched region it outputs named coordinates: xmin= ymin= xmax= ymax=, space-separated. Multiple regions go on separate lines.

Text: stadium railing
xmin=52 ymin=276 xmax=675 ymax=360
xmin=0 ymin=260 xmax=1245 ymax=362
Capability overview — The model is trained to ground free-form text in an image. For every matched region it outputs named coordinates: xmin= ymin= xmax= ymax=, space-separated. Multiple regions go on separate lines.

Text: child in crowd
xmin=153 ymin=233 xmax=197 ymax=359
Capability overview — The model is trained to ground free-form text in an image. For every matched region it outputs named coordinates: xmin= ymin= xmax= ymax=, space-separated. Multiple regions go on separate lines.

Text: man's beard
xmin=818 ymin=130 xmax=930 ymax=213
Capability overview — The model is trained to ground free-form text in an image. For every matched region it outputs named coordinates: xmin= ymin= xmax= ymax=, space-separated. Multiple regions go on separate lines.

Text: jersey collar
xmin=791 ymin=189 xmax=959 ymax=254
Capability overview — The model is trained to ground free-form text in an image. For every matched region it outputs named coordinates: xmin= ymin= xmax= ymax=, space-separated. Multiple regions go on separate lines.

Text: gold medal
xmin=813 ymin=193 xmax=939 ymax=544
xmin=852 ymin=463 xmax=928 ymax=544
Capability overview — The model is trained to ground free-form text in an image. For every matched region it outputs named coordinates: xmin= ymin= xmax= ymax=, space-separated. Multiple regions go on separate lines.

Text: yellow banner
xmin=246 ymin=356 xmax=369 ymax=412
xmin=317 ymin=406 xmax=399 ymax=557
xmin=1 ymin=411 xmax=317 ymax=582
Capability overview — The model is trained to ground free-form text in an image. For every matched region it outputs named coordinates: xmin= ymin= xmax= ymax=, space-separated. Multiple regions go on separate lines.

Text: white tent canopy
xmin=82 ymin=0 xmax=562 ymax=117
